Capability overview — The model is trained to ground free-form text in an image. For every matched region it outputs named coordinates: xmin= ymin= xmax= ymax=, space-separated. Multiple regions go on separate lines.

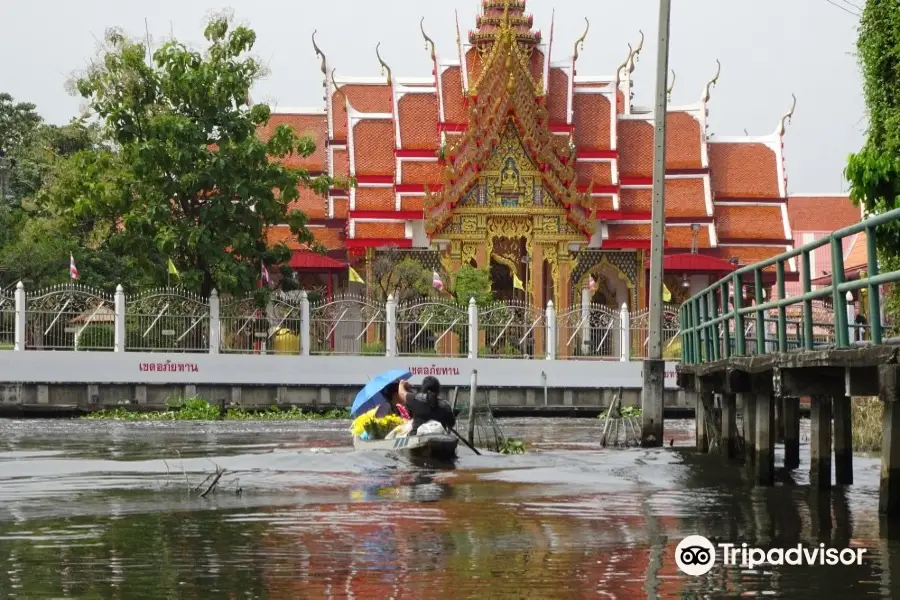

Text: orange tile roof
xmin=265 ymin=225 xmax=344 ymax=251
xmin=572 ymin=94 xmax=611 ymax=150
xmin=401 ymin=161 xmax=443 ymax=185
xmin=275 ymin=4 xmax=837 ymax=255
xmin=398 ymin=94 xmax=440 ymax=150
xmin=257 ymin=113 xmax=327 ymax=171
xmin=546 ymin=68 xmax=568 ymax=123
xmin=441 ymin=67 xmax=467 ymax=123
xmin=575 ymin=161 xmax=612 ymax=188
xmin=354 ymin=188 xmax=395 ymax=211
xmin=844 ymin=231 xmax=869 ymax=270
xmin=709 ymin=143 xmax=779 ymax=197
xmin=355 ymin=222 xmax=405 ymax=239
xmin=716 ymin=205 xmax=785 ymax=240
xmin=787 ymin=195 xmax=860 ymax=232
xmin=286 ymin=185 xmax=327 ymax=219
xmin=352 ymin=120 xmax=395 ymax=176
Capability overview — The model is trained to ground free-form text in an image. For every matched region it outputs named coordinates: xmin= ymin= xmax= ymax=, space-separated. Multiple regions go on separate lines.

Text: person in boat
xmin=374 ymin=381 xmax=411 ymax=420
xmin=398 ymin=376 xmax=456 ymax=435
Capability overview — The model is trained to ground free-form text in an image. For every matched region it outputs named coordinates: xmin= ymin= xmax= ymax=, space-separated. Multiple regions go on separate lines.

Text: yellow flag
xmin=348 ymin=266 xmax=365 ymax=284
xmin=662 ymin=283 xmax=672 ymax=302
xmin=513 ymin=273 xmax=525 ymax=291
xmin=167 ymin=259 xmax=180 ymax=277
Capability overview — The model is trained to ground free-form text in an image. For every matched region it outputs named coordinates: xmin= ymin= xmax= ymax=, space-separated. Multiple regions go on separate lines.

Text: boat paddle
xmin=448 ymin=426 xmax=481 ymax=456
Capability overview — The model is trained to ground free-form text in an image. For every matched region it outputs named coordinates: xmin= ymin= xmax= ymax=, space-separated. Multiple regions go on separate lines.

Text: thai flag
xmin=432 ymin=270 xmax=443 ymax=291
xmin=261 ymin=263 xmax=271 ymax=286
xmin=69 ymin=253 xmax=79 ymax=280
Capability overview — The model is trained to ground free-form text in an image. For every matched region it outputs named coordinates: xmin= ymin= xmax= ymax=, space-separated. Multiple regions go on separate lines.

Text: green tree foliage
xmin=845 ymin=1 xmax=900 ymax=252
xmin=372 ymin=248 xmax=432 ymax=302
xmin=451 ymin=265 xmax=493 ymax=306
xmin=56 ymin=15 xmax=334 ymax=296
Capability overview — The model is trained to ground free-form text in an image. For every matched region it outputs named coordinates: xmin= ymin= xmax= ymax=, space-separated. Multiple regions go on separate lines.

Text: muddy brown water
xmin=0 ymin=417 xmax=898 ymax=599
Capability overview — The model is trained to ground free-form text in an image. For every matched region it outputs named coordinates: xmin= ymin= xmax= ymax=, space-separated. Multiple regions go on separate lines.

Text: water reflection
xmin=0 ymin=418 xmax=897 ymax=598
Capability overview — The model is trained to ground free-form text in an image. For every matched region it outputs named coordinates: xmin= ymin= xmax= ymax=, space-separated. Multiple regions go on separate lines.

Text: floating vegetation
xmin=852 ymin=397 xmax=882 ymax=453
xmin=83 ymin=396 xmax=351 ymax=421
xmin=597 ymin=392 xmax=642 ymax=447
xmin=499 ymin=437 xmax=527 ymax=455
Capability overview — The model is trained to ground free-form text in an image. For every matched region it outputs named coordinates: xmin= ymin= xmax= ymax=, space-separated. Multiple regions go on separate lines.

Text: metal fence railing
xmin=680 ymin=207 xmax=900 ymax=364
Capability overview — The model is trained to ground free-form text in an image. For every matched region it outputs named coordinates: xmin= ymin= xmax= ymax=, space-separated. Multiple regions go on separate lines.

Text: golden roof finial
xmin=666 ymin=70 xmax=676 ymax=99
xmin=629 ymin=30 xmax=645 ymax=73
xmin=375 ymin=42 xmax=392 ymax=86
xmin=420 ymin=17 xmax=436 ymax=62
xmin=700 ymin=59 xmax=721 ymax=103
xmin=330 ymin=68 xmax=339 ymax=91
xmin=776 ymin=94 xmax=797 ymax=136
xmin=312 ymin=30 xmax=326 ymax=76
xmin=574 ymin=18 xmax=589 ymax=62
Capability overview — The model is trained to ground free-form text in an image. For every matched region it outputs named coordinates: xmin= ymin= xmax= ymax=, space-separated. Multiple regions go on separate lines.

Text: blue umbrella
xmin=350 ymin=369 xmax=412 ymax=418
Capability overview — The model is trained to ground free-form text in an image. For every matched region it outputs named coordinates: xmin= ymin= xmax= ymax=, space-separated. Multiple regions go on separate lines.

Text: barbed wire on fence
xmin=309 ymin=293 xmax=385 ymax=356
xmin=396 ymin=299 xmax=469 ymax=357
xmin=26 ymin=284 xmax=115 ymax=351
xmin=125 ymin=288 xmax=209 ymax=353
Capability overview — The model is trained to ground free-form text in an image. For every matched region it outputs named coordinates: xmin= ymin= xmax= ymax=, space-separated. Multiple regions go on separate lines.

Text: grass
xmin=852 ymin=396 xmax=883 ymax=453
xmin=83 ymin=395 xmax=351 ymax=421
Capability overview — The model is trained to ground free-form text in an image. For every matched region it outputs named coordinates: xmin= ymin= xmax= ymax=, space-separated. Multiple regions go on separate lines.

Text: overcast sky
xmin=1 ymin=0 xmax=864 ymax=193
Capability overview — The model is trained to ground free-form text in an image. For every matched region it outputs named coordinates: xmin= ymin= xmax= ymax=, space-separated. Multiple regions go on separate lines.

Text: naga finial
xmin=375 ymin=42 xmax=392 ymax=86
xmin=616 ymin=43 xmax=634 ymax=83
xmin=574 ymin=18 xmax=590 ymax=62
xmin=701 ymin=59 xmax=721 ymax=103
xmin=628 ymin=30 xmax=645 ymax=74
xmin=776 ymin=94 xmax=797 ymax=136
xmin=667 ymin=70 xmax=676 ymax=99
xmin=312 ymin=30 xmax=326 ymax=76
xmin=330 ymin=67 xmax=339 ymax=92
xmin=420 ymin=17 xmax=436 ymax=62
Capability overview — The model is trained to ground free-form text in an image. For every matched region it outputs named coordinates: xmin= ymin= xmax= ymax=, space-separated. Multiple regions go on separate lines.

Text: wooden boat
xmin=352 ymin=433 xmax=459 ymax=461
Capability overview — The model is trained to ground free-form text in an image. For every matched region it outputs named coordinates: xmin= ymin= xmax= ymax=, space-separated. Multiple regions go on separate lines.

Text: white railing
xmin=4 ymin=281 xmax=684 ymax=360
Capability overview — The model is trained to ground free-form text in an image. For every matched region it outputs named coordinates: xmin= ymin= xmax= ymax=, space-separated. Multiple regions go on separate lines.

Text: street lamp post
xmin=641 ymin=0 xmax=672 ymax=447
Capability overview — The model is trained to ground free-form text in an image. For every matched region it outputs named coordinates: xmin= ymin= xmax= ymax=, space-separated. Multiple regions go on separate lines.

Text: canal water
xmin=0 ymin=417 xmax=897 ymax=598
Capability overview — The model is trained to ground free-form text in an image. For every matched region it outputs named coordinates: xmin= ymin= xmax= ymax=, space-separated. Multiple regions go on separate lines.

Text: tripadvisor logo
xmin=675 ymin=535 xmax=868 ymax=576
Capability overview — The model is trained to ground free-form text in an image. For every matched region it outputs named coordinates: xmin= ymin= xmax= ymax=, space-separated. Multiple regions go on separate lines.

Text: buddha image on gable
xmin=500 ymin=156 xmax=520 ymax=192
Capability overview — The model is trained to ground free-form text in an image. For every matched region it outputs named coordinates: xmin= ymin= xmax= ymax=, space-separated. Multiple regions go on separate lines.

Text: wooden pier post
xmin=741 ymin=393 xmax=756 ymax=465
xmin=880 ymin=365 xmax=900 ymax=515
xmin=695 ymin=386 xmax=709 ymax=453
xmin=755 ymin=393 xmax=775 ymax=485
xmin=721 ymin=393 xmax=737 ymax=460
xmin=832 ymin=396 xmax=853 ymax=485
xmin=775 ymin=396 xmax=785 ymax=444
xmin=783 ymin=396 xmax=801 ymax=470
xmin=810 ymin=396 xmax=833 ymax=490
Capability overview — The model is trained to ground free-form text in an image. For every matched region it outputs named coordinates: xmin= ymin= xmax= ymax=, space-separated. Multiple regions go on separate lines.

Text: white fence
xmin=2 ymin=282 xmax=682 ymax=360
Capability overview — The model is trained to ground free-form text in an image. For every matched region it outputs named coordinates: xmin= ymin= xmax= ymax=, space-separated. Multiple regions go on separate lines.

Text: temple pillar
xmin=557 ymin=244 xmax=572 ymax=358
xmin=532 ymin=244 xmax=545 ymax=358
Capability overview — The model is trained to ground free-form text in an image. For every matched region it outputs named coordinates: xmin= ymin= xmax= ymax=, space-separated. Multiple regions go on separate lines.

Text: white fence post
xmin=208 ymin=289 xmax=220 ymax=355
xmin=468 ymin=297 xmax=478 ymax=359
xmin=620 ymin=303 xmax=630 ymax=362
xmin=114 ymin=284 xmax=125 ymax=352
xmin=846 ymin=290 xmax=856 ymax=343
xmin=14 ymin=281 xmax=25 ymax=351
xmin=300 ymin=291 xmax=310 ymax=356
xmin=580 ymin=287 xmax=590 ymax=355
xmin=385 ymin=294 xmax=397 ymax=357
xmin=545 ymin=300 xmax=557 ymax=360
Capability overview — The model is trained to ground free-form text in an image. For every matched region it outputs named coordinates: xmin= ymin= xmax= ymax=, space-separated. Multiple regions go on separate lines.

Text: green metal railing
xmin=680 ymin=207 xmax=900 ymax=365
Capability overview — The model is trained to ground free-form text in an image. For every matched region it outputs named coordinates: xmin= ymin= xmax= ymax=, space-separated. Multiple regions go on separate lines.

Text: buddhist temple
xmin=263 ymin=0 xmax=848 ymax=312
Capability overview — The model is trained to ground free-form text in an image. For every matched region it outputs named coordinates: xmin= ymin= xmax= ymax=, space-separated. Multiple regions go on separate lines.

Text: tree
xmin=845 ymin=1 xmax=900 ymax=254
xmin=0 ymin=92 xmax=43 ymax=207
xmin=372 ymin=248 xmax=432 ymax=302
xmin=451 ymin=265 xmax=493 ymax=306
xmin=56 ymin=15 xmax=334 ymax=296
